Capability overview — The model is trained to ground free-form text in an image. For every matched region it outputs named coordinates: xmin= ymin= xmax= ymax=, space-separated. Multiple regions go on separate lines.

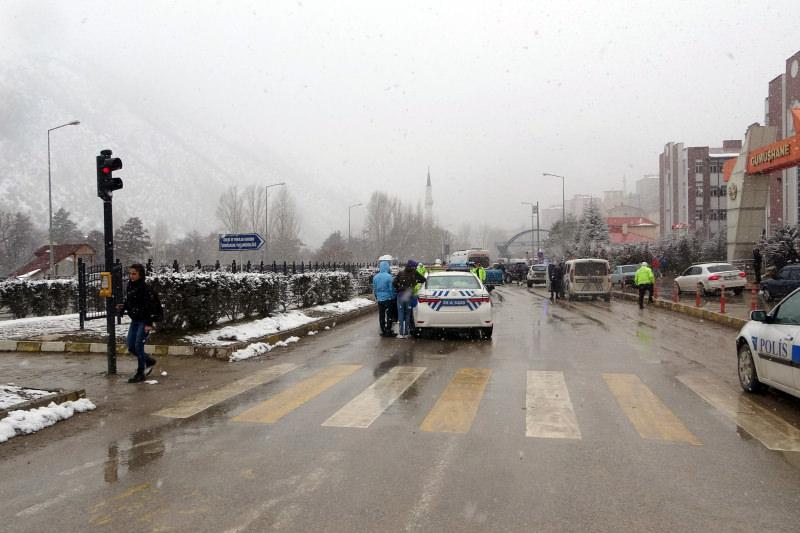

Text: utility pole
xmin=47 ymin=120 xmax=80 ymax=278
xmin=522 ymin=202 xmax=538 ymax=261
xmin=543 ymin=172 xmax=566 ymax=227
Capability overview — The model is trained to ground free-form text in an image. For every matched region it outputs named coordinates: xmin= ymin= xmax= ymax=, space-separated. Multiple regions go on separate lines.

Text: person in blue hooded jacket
xmin=373 ymin=259 xmax=397 ymax=337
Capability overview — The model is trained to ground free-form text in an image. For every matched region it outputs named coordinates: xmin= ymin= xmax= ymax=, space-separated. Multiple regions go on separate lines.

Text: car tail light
xmin=708 ymin=274 xmax=720 ymax=281
xmin=468 ymin=297 xmax=490 ymax=303
xmin=738 ymin=271 xmax=746 ymax=278
xmin=418 ymin=297 xmax=439 ymax=303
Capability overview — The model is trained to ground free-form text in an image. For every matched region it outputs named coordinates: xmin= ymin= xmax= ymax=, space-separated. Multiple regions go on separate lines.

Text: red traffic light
xmin=102 ymin=167 xmax=111 ymax=174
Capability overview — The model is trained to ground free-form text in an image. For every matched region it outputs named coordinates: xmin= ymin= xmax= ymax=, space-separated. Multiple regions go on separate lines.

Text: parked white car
xmin=415 ymin=271 xmax=493 ymax=338
xmin=736 ymin=288 xmax=800 ymax=399
xmin=526 ymin=264 xmax=548 ymax=287
xmin=673 ymin=263 xmax=747 ymax=296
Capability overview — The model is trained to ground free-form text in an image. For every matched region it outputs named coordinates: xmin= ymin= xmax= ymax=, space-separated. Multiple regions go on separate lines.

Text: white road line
xmin=322 ymin=366 xmax=427 ymax=428
xmin=525 ymin=370 xmax=582 ymax=439
xmin=154 ymin=363 xmax=298 ymax=418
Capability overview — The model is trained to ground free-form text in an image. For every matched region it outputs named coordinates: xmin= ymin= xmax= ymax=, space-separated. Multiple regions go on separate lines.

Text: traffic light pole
xmin=104 ymin=198 xmax=116 ymax=375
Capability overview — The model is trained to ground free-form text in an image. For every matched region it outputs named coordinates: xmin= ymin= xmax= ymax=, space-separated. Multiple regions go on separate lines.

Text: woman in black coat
xmin=118 ymin=263 xmax=161 ymax=382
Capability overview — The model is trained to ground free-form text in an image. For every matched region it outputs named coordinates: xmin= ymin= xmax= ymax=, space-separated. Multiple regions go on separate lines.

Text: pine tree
xmin=575 ymin=203 xmax=609 ymax=256
xmin=115 ymin=217 xmax=152 ymax=265
xmin=315 ymin=231 xmax=351 ymax=262
xmin=86 ymin=230 xmax=105 ymax=264
xmin=51 ymin=208 xmax=84 ymax=244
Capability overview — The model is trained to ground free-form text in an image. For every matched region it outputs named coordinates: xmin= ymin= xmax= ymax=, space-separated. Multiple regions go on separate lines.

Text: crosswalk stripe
xmin=525 ymin=371 xmax=581 ymax=439
xmin=420 ymin=368 xmax=491 ymax=434
xmin=678 ymin=371 xmax=800 ymax=452
xmin=153 ymin=363 xmax=298 ymax=418
xmin=322 ymin=366 xmax=427 ymax=428
xmin=233 ymin=364 xmax=362 ymax=424
xmin=603 ymin=373 xmax=701 ymax=446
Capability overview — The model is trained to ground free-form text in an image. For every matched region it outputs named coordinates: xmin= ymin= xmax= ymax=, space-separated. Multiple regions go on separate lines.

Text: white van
xmin=563 ymin=259 xmax=611 ymax=301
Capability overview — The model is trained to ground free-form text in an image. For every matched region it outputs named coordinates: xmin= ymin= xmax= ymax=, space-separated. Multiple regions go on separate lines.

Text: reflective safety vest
xmin=471 ymin=266 xmax=486 ymax=283
xmin=414 ymin=264 xmax=427 ymax=295
xmin=634 ymin=265 xmax=655 ymax=286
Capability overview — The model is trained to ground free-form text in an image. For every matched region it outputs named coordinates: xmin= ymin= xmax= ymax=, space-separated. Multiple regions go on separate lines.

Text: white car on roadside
xmin=415 ymin=271 xmax=494 ymax=338
xmin=736 ymin=288 xmax=800 ymax=399
xmin=673 ymin=262 xmax=747 ymax=296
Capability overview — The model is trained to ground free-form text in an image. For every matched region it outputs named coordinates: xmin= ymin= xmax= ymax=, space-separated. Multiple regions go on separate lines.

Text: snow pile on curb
xmin=1 ymin=385 xmax=56 ymax=410
xmin=229 ymin=336 xmax=300 ymax=362
xmin=0 ymin=398 xmax=96 ymax=444
xmin=187 ymin=297 xmax=373 ymax=347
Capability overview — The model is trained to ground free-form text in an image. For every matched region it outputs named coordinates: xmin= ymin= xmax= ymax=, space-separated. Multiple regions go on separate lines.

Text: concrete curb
xmin=0 ymin=303 xmax=377 ymax=360
xmin=0 ymin=388 xmax=86 ymax=419
xmin=612 ymin=291 xmax=747 ymax=330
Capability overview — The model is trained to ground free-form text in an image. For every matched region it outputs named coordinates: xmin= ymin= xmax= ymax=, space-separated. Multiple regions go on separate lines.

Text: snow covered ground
xmin=1 ymin=385 xmax=56 ymax=410
xmin=229 ymin=336 xmax=300 ymax=362
xmin=0 ymin=398 xmax=96 ymax=444
xmin=0 ymin=313 xmax=132 ymax=341
xmin=184 ymin=297 xmax=373 ymax=346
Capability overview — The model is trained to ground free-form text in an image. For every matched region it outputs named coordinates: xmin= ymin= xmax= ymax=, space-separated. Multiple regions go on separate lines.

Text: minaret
xmin=424 ymin=167 xmax=433 ymax=225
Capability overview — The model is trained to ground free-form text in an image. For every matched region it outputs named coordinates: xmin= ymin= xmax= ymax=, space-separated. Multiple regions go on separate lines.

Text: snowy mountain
xmin=0 ymin=56 xmax=352 ymax=247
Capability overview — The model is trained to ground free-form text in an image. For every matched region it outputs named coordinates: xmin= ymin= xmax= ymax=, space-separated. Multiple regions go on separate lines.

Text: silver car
xmin=674 ymin=263 xmax=747 ymax=296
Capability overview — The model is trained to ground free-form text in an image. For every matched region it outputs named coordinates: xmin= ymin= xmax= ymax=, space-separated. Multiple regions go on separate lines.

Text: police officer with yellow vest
xmin=634 ymin=261 xmax=655 ymax=309
xmin=469 ymin=261 xmax=487 ymax=285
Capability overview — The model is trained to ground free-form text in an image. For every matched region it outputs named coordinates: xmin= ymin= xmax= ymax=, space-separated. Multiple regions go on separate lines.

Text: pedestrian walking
xmin=635 ymin=261 xmax=655 ymax=310
xmin=117 ymin=263 xmax=163 ymax=383
xmin=753 ymin=247 xmax=762 ymax=285
xmin=372 ymin=257 xmax=396 ymax=337
xmin=393 ymin=260 xmax=427 ymax=339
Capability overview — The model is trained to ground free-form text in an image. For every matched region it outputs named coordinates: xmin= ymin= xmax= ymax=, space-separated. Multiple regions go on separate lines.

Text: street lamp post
xmin=522 ymin=202 xmax=540 ymax=260
xmin=543 ymin=172 xmax=566 ymax=227
xmin=264 ymin=182 xmax=285 ymax=263
xmin=348 ymin=203 xmax=362 ymax=245
xmin=47 ymin=120 xmax=80 ymax=278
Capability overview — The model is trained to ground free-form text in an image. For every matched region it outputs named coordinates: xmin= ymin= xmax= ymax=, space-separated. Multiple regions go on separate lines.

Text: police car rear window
xmin=707 ymin=264 xmax=735 ymax=273
xmin=426 ymin=276 xmax=481 ymax=289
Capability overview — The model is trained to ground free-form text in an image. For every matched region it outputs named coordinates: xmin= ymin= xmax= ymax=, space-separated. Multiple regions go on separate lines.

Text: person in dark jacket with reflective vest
xmin=117 ymin=263 xmax=162 ymax=382
xmin=393 ymin=260 xmax=427 ymax=338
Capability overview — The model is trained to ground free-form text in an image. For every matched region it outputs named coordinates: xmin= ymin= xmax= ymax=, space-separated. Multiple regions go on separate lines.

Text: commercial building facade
xmin=659 ymin=140 xmax=740 ymax=238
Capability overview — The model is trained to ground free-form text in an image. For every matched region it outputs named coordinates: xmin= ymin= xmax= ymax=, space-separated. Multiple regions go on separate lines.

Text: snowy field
xmin=0 ymin=297 xmax=374 ymax=344
xmin=0 ymin=398 xmax=96 ymax=444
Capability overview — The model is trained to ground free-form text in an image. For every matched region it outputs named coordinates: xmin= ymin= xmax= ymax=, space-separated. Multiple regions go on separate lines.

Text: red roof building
xmin=606 ymin=216 xmax=658 ymax=246
xmin=8 ymin=244 xmax=97 ymax=279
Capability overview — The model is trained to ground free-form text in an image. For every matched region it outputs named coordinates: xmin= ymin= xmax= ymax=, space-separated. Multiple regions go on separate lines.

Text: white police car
xmin=415 ymin=271 xmax=493 ymax=338
xmin=736 ymin=287 xmax=800 ymax=398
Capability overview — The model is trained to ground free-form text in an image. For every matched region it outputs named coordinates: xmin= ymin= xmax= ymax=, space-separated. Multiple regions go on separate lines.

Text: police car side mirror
xmin=750 ymin=310 xmax=767 ymax=322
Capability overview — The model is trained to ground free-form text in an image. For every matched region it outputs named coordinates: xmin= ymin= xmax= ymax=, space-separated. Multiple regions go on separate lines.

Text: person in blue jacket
xmin=373 ymin=258 xmax=397 ymax=337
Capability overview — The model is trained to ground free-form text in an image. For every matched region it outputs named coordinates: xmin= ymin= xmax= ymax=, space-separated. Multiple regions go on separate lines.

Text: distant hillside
xmin=0 ymin=56 xmax=351 ymax=247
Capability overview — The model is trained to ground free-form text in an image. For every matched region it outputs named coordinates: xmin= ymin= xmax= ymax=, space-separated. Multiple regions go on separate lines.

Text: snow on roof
xmin=16 ymin=269 xmax=40 ymax=279
xmin=708 ymin=153 xmax=739 ymax=158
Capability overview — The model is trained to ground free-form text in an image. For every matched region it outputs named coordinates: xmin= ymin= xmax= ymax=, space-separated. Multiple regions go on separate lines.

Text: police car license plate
xmin=724 ymin=275 xmax=736 ymax=280
xmin=441 ymin=299 xmax=467 ymax=306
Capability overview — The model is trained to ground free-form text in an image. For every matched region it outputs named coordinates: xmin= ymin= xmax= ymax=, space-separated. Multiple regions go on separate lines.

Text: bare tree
xmin=216 ymin=185 xmax=244 ymax=233
xmin=268 ymin=188 xmax=302 ymax=260
xmin=243 ymin=185 xmax=266 ymax=234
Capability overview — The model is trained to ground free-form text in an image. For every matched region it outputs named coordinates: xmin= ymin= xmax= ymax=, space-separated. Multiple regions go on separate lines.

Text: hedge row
xmin=0 ymin=279 xmax=77 ymax=319
xmin=0 ymin=270 xmax=366 ymax=329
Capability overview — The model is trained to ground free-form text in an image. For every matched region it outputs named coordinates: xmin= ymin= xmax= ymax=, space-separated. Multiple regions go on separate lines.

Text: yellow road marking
xmin=603 ymin=373 xmax=701 ymax=446
xmin=420 ymin=368 xmax=491 ymax=433
xmin=678 ymin=371 xmax=800 ymax=452
xmin=323 ymin=366 xmax=427 ymax=428
xmin=154 ymin=363 xmax=298 ymax=418
xmin=525 ymin=370 xmax=582 ymax=439
xmin=233 ymin=364 xmax=361 ymax=424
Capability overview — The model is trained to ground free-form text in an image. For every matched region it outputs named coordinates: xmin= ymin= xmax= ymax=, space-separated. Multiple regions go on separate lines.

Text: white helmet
xmin=378 ymin=254 xmax=393 ymax=261
xmin=641 ymin=262 xmax=648 ymax=266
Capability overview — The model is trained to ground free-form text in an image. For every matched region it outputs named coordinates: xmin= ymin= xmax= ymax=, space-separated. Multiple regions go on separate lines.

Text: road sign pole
xmin=103 ymin=197 xmax=116 ymax=375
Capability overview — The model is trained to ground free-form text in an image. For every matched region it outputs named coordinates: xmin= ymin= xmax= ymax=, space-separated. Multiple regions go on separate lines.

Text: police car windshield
xmin=427 ymin=276 xmax=481 ymax=289
xmin=707 ymin=264 xmax=736 ymax=273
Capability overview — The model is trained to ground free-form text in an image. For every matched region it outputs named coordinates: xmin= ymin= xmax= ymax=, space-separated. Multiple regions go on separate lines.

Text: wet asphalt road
xmin=2 ymin=285 xmax=800 ymax=532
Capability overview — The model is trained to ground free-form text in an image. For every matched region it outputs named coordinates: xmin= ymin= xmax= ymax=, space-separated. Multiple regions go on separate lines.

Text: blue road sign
xmin=219 ymin=233 xmax=264 ymax=251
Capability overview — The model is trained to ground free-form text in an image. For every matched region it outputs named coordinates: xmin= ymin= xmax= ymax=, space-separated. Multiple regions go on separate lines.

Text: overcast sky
xmin=2 ymin=0 xmax=799 ymax=237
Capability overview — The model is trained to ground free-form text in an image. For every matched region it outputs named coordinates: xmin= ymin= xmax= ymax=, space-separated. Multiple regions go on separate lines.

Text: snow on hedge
xmin=0 ymin=278 xmax=77 ymax=319
xmin=0 ymin=398 xmax=96 ymax=444
xmin=1 ymin=385 xmax=56 ymax=410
